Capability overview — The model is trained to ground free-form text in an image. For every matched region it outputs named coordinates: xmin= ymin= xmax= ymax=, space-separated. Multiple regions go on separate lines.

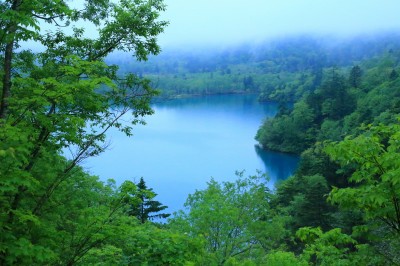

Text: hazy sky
xmin=158 ymin=0 xmax=400 ymax=47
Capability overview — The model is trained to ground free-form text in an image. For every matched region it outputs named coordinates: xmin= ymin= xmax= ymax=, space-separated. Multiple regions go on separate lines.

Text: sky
xmin=157 ymin=0 xmax=400 ymax=48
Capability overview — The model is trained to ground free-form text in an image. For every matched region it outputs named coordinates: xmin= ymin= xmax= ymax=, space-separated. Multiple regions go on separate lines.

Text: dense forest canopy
xmin=109 ymin=33 xmax=400 ymax=100
xmin=1 ymin=0 xmax=400 ymax=264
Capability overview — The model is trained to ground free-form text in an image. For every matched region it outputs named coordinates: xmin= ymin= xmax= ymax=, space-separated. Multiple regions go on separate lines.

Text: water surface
xmin=86 ymin=94 xmax=299 ymax=213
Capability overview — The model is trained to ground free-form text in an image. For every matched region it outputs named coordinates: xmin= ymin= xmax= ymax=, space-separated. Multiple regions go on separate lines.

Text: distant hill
xmin=107 ymin=32 xmax=400 ymax=100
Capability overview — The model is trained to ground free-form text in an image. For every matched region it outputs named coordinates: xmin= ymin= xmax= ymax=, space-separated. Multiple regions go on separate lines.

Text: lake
xmin=85 ymin=94 xmax=299 ymax=214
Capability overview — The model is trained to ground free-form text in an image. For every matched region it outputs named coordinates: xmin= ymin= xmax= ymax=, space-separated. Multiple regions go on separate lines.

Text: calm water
xmin=85 ymin=94 xmax=299 ymax=213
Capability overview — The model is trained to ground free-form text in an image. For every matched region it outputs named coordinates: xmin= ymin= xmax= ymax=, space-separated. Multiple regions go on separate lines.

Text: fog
xmin=158 ymin=0 xmax=400 ymax=48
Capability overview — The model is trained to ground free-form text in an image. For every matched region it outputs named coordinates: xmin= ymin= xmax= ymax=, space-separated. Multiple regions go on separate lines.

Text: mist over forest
xmin=108 ymin=32 xmax=400 ymax=100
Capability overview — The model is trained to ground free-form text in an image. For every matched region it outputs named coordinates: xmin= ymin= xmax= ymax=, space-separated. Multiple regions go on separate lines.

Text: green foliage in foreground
xmin=0 ymin=158 xmax=202 ymax=265
xmin=0 ymin=0 xmax=202 ymax=264
xmin=170 ymin=172 xmax=275 ymax=265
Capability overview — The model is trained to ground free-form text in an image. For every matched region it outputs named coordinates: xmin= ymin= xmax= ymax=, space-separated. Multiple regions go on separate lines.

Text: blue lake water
xmin=85 ymin=94 xmax=299 ymax=213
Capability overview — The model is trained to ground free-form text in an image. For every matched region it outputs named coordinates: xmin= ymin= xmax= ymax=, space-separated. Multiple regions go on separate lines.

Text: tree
xmin=78 ymin=222 xmax=204 ymax=266
xmin=170 ymin=172 xmax=272 ymax=265
xmin=289 ymin=175 xmax=332 ymax=230
xmin=320 ymin=69 xmax=355 ymax=120
xmin=389 ymin=69 xmax=399 ymax=80
xmin=255 ymin=100 xmax=317 ymax=154
xmin=0 ymin=0 xmax=168 ymax=263
xmin=325 ymin=121 xmax=400 ymax=264
xmin=243 ymin=76 xmax=255 ymax=90
xmin=264 ymin=251 xmax=308 ymax=266
xmin=128 ymin=177 xmax=170 ymax=223
xmin=348 ymin=65 xmax=363 ymax=88
xmin=296 ymin=227 xmax=383 ymax=265
xmin=271 ymin=173 xmax=335 ymax=253
xmin=325 ymin=122 xmax=400 ymax=233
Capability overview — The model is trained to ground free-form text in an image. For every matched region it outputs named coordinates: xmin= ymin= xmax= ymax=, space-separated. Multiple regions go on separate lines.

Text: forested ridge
xmin=1 ymin=0 xmax=400 ymax=265
xmin=110 ymin=33 xmax=400 ymax=100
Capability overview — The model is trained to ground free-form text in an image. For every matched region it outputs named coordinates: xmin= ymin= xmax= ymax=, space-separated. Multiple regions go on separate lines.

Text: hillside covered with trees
xmin=109 ymin=33 xmax=400 ymax=101
xmin=1 ymin=0 xmax=400 ymax=265
xmin=256 ymin=44 xmax=400 ymax=153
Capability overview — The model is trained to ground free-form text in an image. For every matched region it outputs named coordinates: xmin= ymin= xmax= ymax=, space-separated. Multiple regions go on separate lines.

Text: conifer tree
xmin=129 ymin=177 xmax=170 ymax=223
xmin=348 ymin=65 xmax=362 ymax=88
xmin=389 ymin=69 xmax=399 ymax=80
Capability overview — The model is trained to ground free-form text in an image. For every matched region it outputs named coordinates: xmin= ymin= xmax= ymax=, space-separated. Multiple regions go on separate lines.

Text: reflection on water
xmin=254 ymin=145 xmax=299 ymax=182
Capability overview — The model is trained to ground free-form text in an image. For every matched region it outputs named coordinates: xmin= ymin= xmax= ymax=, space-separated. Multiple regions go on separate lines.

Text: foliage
xmin=256 ymin=49 xmax=400 ymax=155
xmin=109 ymin=33 xmax=400 ymax=99
xmin=325 ymin=122 xmax=400 ymax=233
xmin=159 ymin=37 xmax=400 ymax=265
xmin=270 ymin=173 xmax=335 ymax=255
xmin=255 ymin=100 xmax=316 ymax=153
xmin=2 ymin=1 xmax=400 ymax=264
xmin=127 ymin=177 xmax=170 ymax=223
xmin=78 ymin=222 xmax=203 ymax=266
xmin=325 ymin=121 xmax=400 ymax=264
xmin=0 ymin=0 xmax=173 ymax=264
xmin=264 ymin=251 xmax=308 ymax=266
xmin=295 ymin=227 xmax=381 ymax=266
xmin=169 ymin=172 xmax=273 ymax=265
xmin=295 ymin=144 xmax=346 ymax=187
xmin=348 ymin=65 xmax=362 ymax=88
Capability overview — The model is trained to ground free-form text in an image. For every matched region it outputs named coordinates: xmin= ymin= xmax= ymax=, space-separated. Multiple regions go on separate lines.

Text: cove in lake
xmin=86 ymin=94 xmax=299 ymax=213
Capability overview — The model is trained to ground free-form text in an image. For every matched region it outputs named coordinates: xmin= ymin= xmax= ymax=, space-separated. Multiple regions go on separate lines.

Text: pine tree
xmin=389 ymin=69 xmax=399 ymax=80
xmin=348 ymin=65 xmax=362 ymax=88
xmin=129 ymin=177 xmax=170 ymax=223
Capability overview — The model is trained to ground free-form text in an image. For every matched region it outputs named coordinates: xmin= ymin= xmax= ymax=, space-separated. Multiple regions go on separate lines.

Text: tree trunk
xmin=0 ymin=41 xmax=14 ymax=119
xmin=0 ymin=0 xmax=22 ymax=119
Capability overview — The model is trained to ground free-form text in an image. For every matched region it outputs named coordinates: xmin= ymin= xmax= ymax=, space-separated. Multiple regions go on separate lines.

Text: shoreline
xmin=155 ymin=90 xmax=259 ymax=100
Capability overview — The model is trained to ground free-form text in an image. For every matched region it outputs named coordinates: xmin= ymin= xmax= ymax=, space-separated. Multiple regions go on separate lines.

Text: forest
xmin=110 ymin=33 xmax=400 ymax=101
xmin=1 ymin=0 xmax=400 ymax=265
